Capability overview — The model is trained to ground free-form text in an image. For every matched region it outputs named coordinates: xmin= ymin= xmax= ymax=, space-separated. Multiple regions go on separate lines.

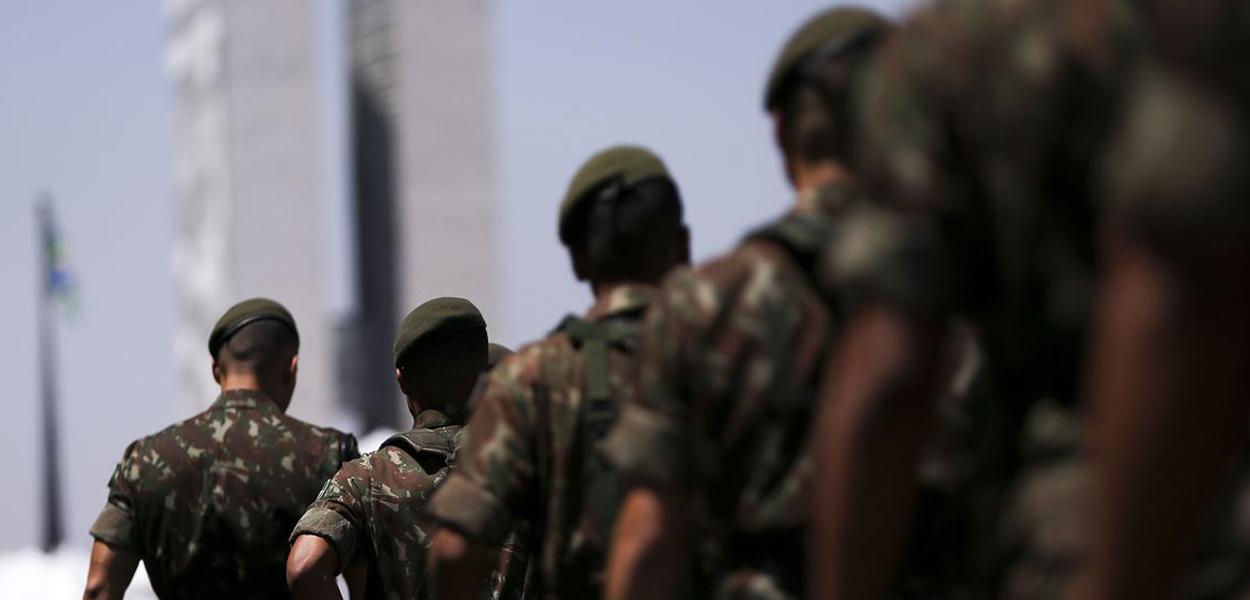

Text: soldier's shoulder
xmin=276 ymin=413 xmax=359 ymax=456
xmin=493 ymin=333 xmax=577 ymax=381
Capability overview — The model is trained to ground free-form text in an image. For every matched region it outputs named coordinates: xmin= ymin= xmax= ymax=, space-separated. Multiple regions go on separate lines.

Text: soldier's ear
xmin=396 ymin=367 xmax=410 ymax=396
xmin=211 ymin=360 xmax=222 ymax=384
xmin=570 ymin=249 xmax=590 ymax=282
xmin=288 ymin=354 xmax=299 ymax=382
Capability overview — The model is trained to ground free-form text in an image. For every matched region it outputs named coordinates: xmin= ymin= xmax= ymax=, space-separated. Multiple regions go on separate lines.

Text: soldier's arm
xmin=287 ymin=535 xmax=345 ymax=600
xmin=605 ymin=487 xmax=686 ymax=600
xmin=1080 ymin=233 xmax=1250 ymax=599
xmin=809 ymin=306 xmax=946 ymax=600
xmin=428 ymin=528 xmax=492 ymax=600
xmin=83 ymin=540 xmax=139 ymax=600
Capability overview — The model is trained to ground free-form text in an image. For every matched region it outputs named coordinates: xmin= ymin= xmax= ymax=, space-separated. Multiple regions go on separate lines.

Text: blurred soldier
xmin=287 ymin=297 xmax=489 ymax=600
xmin=83 ymin=298 xmax=360 ymax=600
xmin=803 ymin=0 xmax=1147 ymax=598
xmin=424 ymin=145 xmax=690 ymax=600
xmin=1079 ymin=3 xmax=1250 ymax=597
xmin=600 ymin=9 xmax=890 ymax=599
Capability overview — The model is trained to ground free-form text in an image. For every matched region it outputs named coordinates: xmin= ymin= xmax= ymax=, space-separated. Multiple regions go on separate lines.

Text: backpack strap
xmin=555 ymin=315 xmax=641 ymax=440
xmin=743 ymin=211 xmax=835 ymax=275
xmin=382 ymin=426 xmax=461 ymax=475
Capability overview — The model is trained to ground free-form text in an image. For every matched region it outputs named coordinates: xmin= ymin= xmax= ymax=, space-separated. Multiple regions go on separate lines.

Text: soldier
xmin=599 ymin=9 xmax=890 ymax=599
xmin=287 ymin=297 xmax=489 ymax=600
xmin=83 ymin=298 xmax=360 ymax=600
xmin=423 ymin=145 xmax=690 ymax=600
xmin=801 ymin=0 xmax=1171 ymax=598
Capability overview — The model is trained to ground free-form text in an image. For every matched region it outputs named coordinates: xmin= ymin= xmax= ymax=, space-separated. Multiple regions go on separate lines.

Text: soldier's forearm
xmin=428 ymin=527 xmax=492 ymax=600
xmin=287 ymin=535 xmax=345 ymax=600
xmin=808 ymin=307 xmax=944 ymax=600
xmin=605 ymin=487 xmax=687 ymax=600
xmin=83 ymin=540 xmax=139 ymax=600
xmin=1080 ymin=240 xmax=1250 ymax=600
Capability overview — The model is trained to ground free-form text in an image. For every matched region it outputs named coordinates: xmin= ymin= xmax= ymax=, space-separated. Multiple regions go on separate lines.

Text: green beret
xmin=559 ymin=145 xmax=671 ymax=245
xmin=763 ymin=6 xmax=890 ymax=111
xmin=487 ymin=343 xmax=513 ymax=369
xmin=208 ymin=297 xmax=299 ymax=358
xmin=394 ymin=297 xmax=486 ymax=366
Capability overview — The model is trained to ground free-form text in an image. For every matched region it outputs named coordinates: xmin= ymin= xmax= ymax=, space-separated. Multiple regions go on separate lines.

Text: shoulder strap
xmin=744 ymin=211 xmax=835 ymax=274
xmin=382 ymin=426 xmax=461 ymax=475
xmin=555 ymin=315 xmax=641 ymax=440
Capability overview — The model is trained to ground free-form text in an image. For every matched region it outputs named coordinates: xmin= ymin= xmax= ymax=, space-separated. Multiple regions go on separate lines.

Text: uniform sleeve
xmin=601 ymin=275 xmax=692 ymax=488
xmin=820 ymin=204 xmax=961 ymax=319
xmin=90 ymin=440 xmax=143 ymax=552
xmin=290 ymin=461 xmax=368 ymax=570
xmin=425 ymin=361 xmax=538 ymax=545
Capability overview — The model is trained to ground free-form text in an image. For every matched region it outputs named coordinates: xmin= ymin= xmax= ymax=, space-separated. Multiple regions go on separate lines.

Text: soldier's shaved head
xmin=213 ymin=320 xmax=300 ymax=410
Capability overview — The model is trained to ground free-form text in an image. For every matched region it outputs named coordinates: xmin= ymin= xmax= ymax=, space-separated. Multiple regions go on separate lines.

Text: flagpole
xmin=36 ymin=196 xmax=64 ymax=553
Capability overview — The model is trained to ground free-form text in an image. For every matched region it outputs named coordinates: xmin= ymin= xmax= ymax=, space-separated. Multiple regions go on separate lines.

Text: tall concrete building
xmin=346 ymin=0 xmax=500 ymax=429
xmin=166 ymin=0 xmax=340 ymax=425
xmin=167 ymin=0 xmax=500 ymax=430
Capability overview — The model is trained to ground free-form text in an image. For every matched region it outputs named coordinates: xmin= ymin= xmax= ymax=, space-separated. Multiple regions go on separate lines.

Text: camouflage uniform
xmin=426 ymin=284 xmax=656 ymax=600
xmin=90 ymin=388 xmax=359 ymax=599
xmin=824 ymin=0 xmax=1250 ymax=596
xmin=601 ymin=184 xmax=867 ymax=599
xmin=291 ymin=407 xmax=471 ymax=600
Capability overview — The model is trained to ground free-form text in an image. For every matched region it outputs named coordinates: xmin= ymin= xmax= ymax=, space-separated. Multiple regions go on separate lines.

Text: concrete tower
xmin=167 ymin=0 xmax=340 ymax=425
xmin=346 ymin=0 xmax=500 ymax=429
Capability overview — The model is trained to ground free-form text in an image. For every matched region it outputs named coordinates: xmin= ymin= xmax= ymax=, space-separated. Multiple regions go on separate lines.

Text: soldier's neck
xmin=792 ymin=160 xmax=854 ymax=200
xmin=591 ymin=281 xmax=640 ymax=303
xmin=219 ymin=375 xmax=283 ymax=410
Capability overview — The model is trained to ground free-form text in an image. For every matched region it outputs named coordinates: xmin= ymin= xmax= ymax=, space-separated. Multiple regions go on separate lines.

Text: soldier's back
xmin=295 ymin=411 xmax=457 ymax=600
xmin=92 ymin=389 xmax=357 ymax=599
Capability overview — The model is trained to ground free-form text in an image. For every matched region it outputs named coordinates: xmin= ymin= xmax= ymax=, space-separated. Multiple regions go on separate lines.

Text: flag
xmin=40 ymin=198 xmax=78 ymax=316
xmin=35 ymin=194 xmax=71 ymax=552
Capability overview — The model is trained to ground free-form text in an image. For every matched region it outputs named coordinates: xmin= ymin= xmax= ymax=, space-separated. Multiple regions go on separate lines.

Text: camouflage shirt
xmin=601 ymin=185 xmax=863 ymax=599
xmin=426 ymin=284 xmax=655 ymax=600
xmin=90 ymin=389 xmax=359 ymax=599
xmin=291 ymin=408 xmax=461 ymax=600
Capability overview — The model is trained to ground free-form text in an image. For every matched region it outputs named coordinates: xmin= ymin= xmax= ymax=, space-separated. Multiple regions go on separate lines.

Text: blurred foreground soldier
xmin=600 ymin=9 xmax=889 ymax=599
xmin=424 ymin=145 xmax=690 ymax=600
xmin=287 ymin=297 xmax=488 ymax=600
xmin=805 ymin=0 xmax=1149 ymax=598
xmin=1072 ymin=4 xmax=1250 ymax=597
xmin=84 ymin=298 xmax=360 ymax=600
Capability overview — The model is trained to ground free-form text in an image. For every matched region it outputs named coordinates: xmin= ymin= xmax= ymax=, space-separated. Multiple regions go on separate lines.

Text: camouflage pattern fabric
xmin=426 ymin=284 xmax=654 ymax=600
xmin=1000 ymin=401 xmax=1250 ymax=599
xmin=90 ymin=388 xmax=359 ymax=599
xmin=291 ymin=408 xmax=458 ymax=600
xmin=293 ymin=406 xmax=527 ymax=600
xmin=600 ymin=184 xmax=865 ymax=600
xmin=828 ymin=0 xmax=1140 ymax=405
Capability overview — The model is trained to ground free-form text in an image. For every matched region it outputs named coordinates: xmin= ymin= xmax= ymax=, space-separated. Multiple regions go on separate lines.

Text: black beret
xmin=487 ymin=343 xmax=513 ymax=369
xmin=394 ymin=297 xmax=486 ymax=366
xmin=559 ymin=145 xmax=671 ymax=245
xmin=763 ymin=6 xmax=890 ymax=111
xmin=208 ymin=297 xmax=299 ymax=358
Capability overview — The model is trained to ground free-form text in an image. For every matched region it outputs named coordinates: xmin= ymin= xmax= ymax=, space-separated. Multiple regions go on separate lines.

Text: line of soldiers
xmin=81 ymin=0 xmax=1250 ymax=598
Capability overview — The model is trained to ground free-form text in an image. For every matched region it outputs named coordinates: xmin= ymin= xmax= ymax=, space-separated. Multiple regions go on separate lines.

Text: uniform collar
xmin=793 ymin=179 xmax=861 ymax=217
xmin=586 ymin=283 xmax=654 ymax=321
xmin=413 ymin=407 xmax=454 ymax=429
xmin=212 ymin=388 xmax=280 ymax=412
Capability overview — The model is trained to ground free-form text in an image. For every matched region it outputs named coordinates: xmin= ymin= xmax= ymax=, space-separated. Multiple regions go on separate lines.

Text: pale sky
xmin=0 ymin=0 xmax=913 ymax=551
